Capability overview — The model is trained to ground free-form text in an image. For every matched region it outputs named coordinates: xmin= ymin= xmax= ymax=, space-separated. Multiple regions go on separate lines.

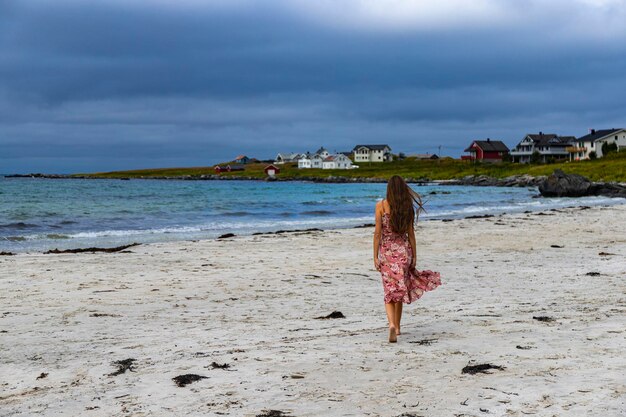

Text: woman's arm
xmin=408 ymin=220 xmax=417 ymax=268
xmin=373 ymin=202 xmax=382 ymax=270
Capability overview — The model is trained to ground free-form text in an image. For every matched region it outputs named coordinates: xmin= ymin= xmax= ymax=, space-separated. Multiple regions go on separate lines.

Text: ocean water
xmin=1 ymin=177 xmax=624 ymax=253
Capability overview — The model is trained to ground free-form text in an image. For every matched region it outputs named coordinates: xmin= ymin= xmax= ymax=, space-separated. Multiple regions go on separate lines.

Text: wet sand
xmin=1 ymin=205 xmax=625 ymax=416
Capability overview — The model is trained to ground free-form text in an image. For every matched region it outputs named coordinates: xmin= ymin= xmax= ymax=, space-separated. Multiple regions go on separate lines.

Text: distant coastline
xmin=3 ymin=172 xmax=543 ymax=187
xmin=5 ymin=152 xmax=626 ymax=184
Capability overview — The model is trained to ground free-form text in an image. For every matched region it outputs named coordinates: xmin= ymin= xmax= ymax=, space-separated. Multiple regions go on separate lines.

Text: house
xmin=311 ymin=154 xmax=324 ymax=168
xmin=352 ymin=145 xmax=392 ymax=162
xmin=234 ymin=155 xmax=250 ymax=164
xmin=214 ymin=164 xmax=245 ymax=173
xmin=319 ymin=154 xmax=354 ymax=169
xmin=509 ymin=133 xmax=575 ymax=163
xmin=297 ymin=156 xmax=312 ymax=169
xmin=569 ymin=128 xmax=626 ymax=160
xmin=274 ymin=153 xmax=303 ymax=164
xmin=315 ymin=147 xmax=330 ymax=159
xmin=462 ymin=139 xmax=509 ymax=162
xmin=298 ymin=146 xmax=354 ymax=169
xmin=264 ymin=164 xmax=281 ymax=177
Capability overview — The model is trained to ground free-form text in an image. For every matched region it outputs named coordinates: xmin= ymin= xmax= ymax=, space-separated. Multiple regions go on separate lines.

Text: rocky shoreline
xmin=4 ymin=172 xmax=626 ymax=198
xmin=2 ymin=172 xmax=539 ymax=186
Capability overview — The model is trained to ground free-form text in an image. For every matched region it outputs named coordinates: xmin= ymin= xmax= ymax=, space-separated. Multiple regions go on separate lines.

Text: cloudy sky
xmin=1 ymin=0 xmax=625 ymax=173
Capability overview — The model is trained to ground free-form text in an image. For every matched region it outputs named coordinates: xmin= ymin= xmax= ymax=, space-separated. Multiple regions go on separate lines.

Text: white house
xmin=321 ymin=154 xmax=354 ymax=169
xmin=315 ymin=147 xmax=330 ymax=159
xmin=571 ymin=128 xmax=626 ymax=160
xmin=297 ymin=156 xmax=312 ymax=168
xmin=311 ymin=154 xmax=324 ymax=168
xmin=275 ymin=152 xmax=303 ymax=164
xmin=510 ymin=133 xmax=575 ymax=163
xmin=352 ymin=145 xmax=392 ymax=163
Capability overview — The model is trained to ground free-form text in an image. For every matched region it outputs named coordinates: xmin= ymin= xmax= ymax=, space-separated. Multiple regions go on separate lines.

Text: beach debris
xmin=172 ymin=374 xmax=208 ymax=387
xmin=516 ymin=345 xmax=534 ymax=350
xmin=275 ymin=228 xmax=322 ymax=234
xmin=533 ymin=316 xmax=556 ymax=322
xmin=585 ymin=272 xmax=601 ymax=276
xmin=255 ymin=411 xmax=292 ymax=417
xmin=480 ymin=408 xmax=489 ymax=412
xmin=598 ymin=252 xmax=616 ymax=256
xmin=441 ymin=219 xmax=454 ymax=222
xmin=0 ymin=251 xmax=15 ymax=256
xmin=355 ymin=223 xmax=375 ymax=228
xmin=550 ymin=245 xmax=564 ymax=248
xmin=45 ymin=243 xmax=139 ymax=254
xmin=396 ymin=413 xmax=424 ymax=417
xmin=315 ymin=311 xmax=345 ymax=319
xmin=460 ymin=398 xmax=469 ymax=405
xmin=409 ymin=338 xmax=438 ymax=345
xmin=209 ymin=362 xmax=231 ymax=370
xmin=461 ymin=363 xmax=506 ymax=374
xmin=218 ymin=233 xmax=236 ymax=239
xmin=109 ymin=358 xmax=136 ymax=376
xmin=90 ymin=313 xmax=121 ymax=317
xmin=465 ymin=214 xmax=495 ymax=219
xmin=282 ymin=374 xmax=305 ymax=379
xmin=36 ymin=372 xmax=48 ymax=379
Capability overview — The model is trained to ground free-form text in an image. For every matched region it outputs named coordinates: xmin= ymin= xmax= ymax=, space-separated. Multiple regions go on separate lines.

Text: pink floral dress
xmin=378 ymin=212 xmax=441 ymax=304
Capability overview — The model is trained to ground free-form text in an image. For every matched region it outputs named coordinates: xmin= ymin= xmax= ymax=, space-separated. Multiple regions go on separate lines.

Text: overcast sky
xmin=1 ymin=0 xmax=625 ymax=173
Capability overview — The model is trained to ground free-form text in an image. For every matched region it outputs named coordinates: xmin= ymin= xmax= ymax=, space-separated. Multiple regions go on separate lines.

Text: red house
xmin=264 ymin=164 xmax=280 ymax=176
xmin=463 ymin=139 xmax=510 ymax=163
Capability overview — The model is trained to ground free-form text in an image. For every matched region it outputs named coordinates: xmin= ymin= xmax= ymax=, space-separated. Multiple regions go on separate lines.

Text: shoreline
xmin=2 ymin=201 xmax=624 ymax=255
xmin=1 ymin=204 xmax=625 ymax=415
xmin=2 ymin=173 xmax=540 ymax=187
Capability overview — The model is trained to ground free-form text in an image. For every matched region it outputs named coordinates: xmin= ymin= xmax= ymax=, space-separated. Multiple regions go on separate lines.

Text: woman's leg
xmin=394 ymin=303 xmax=403 ymax=335
xmin=385 ymin=302 xmax=398 ymax=342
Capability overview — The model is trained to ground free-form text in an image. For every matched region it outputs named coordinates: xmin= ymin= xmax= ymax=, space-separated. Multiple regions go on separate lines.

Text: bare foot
xmin=396 ymin=328 xmax=401 ymax=336
xmin=388 ymin=326 xmax=397 ymax=343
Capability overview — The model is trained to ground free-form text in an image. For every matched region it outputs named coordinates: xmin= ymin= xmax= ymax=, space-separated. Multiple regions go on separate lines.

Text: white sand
xmin=1 ymin=205 xmax=625 ymax=416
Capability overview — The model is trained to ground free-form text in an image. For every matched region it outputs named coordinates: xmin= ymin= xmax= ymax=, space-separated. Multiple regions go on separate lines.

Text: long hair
xmin=386 ymin=175 xmax=424 ymax=234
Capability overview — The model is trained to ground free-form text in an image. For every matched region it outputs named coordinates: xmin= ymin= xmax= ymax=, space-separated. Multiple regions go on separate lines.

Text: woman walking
xmin=373 ymin=175 xmax=441 ymax=343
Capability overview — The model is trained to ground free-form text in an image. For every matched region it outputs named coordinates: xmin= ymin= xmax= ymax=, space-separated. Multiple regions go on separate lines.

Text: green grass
xmin=82 ymin=152 xmax=626 ymax=182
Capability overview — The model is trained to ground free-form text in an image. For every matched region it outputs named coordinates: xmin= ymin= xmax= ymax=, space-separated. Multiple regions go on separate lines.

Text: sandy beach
xmin=1 ymin=204 xmax=625 ymax=416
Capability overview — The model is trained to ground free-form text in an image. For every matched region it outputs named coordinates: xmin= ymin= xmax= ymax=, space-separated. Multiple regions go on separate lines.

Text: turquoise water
xmin=1 ymin=177 xmax=624 ymax=252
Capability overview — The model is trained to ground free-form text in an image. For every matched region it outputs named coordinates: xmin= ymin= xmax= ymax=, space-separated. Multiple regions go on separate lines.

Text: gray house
xmin=510 ymin=133 xmax=575 ymax=163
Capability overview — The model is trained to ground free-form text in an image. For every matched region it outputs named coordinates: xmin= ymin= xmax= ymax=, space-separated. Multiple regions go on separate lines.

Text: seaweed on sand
xmin=109 ymin=358 xmax=136 ymax=376
xmin=172 ymin=374 xmax=208 ymax=387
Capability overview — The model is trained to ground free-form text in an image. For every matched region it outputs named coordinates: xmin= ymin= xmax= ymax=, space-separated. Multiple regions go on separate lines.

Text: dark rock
xmin=0 ymin=251 xmax=15 ymax=256
xmin=539 ymin=169 xmax=626 ymax=198
xmin=217 ymin=233 xmax=236 ymax=239
xmin=538 ymin=169 xmax=593 ymax=197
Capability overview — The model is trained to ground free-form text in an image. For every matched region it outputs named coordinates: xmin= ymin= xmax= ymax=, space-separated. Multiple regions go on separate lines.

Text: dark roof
xmin=464 ymin=140 xmax=509 ymax=152
xmin=577 ymin=128 xmax=623 ymax=143
xmin=352 ymin=144 xmax=390 ymax=151
xmin=524 ymin=133 xmax=572 ymax=147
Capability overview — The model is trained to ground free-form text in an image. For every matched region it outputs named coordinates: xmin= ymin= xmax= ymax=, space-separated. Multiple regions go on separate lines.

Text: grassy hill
xmin=84 ymin=152 xmax=626 ymax=182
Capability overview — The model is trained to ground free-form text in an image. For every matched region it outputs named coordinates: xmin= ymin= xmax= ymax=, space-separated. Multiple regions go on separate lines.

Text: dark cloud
xmin=1 ymin=0 xmax=625 ymax=173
